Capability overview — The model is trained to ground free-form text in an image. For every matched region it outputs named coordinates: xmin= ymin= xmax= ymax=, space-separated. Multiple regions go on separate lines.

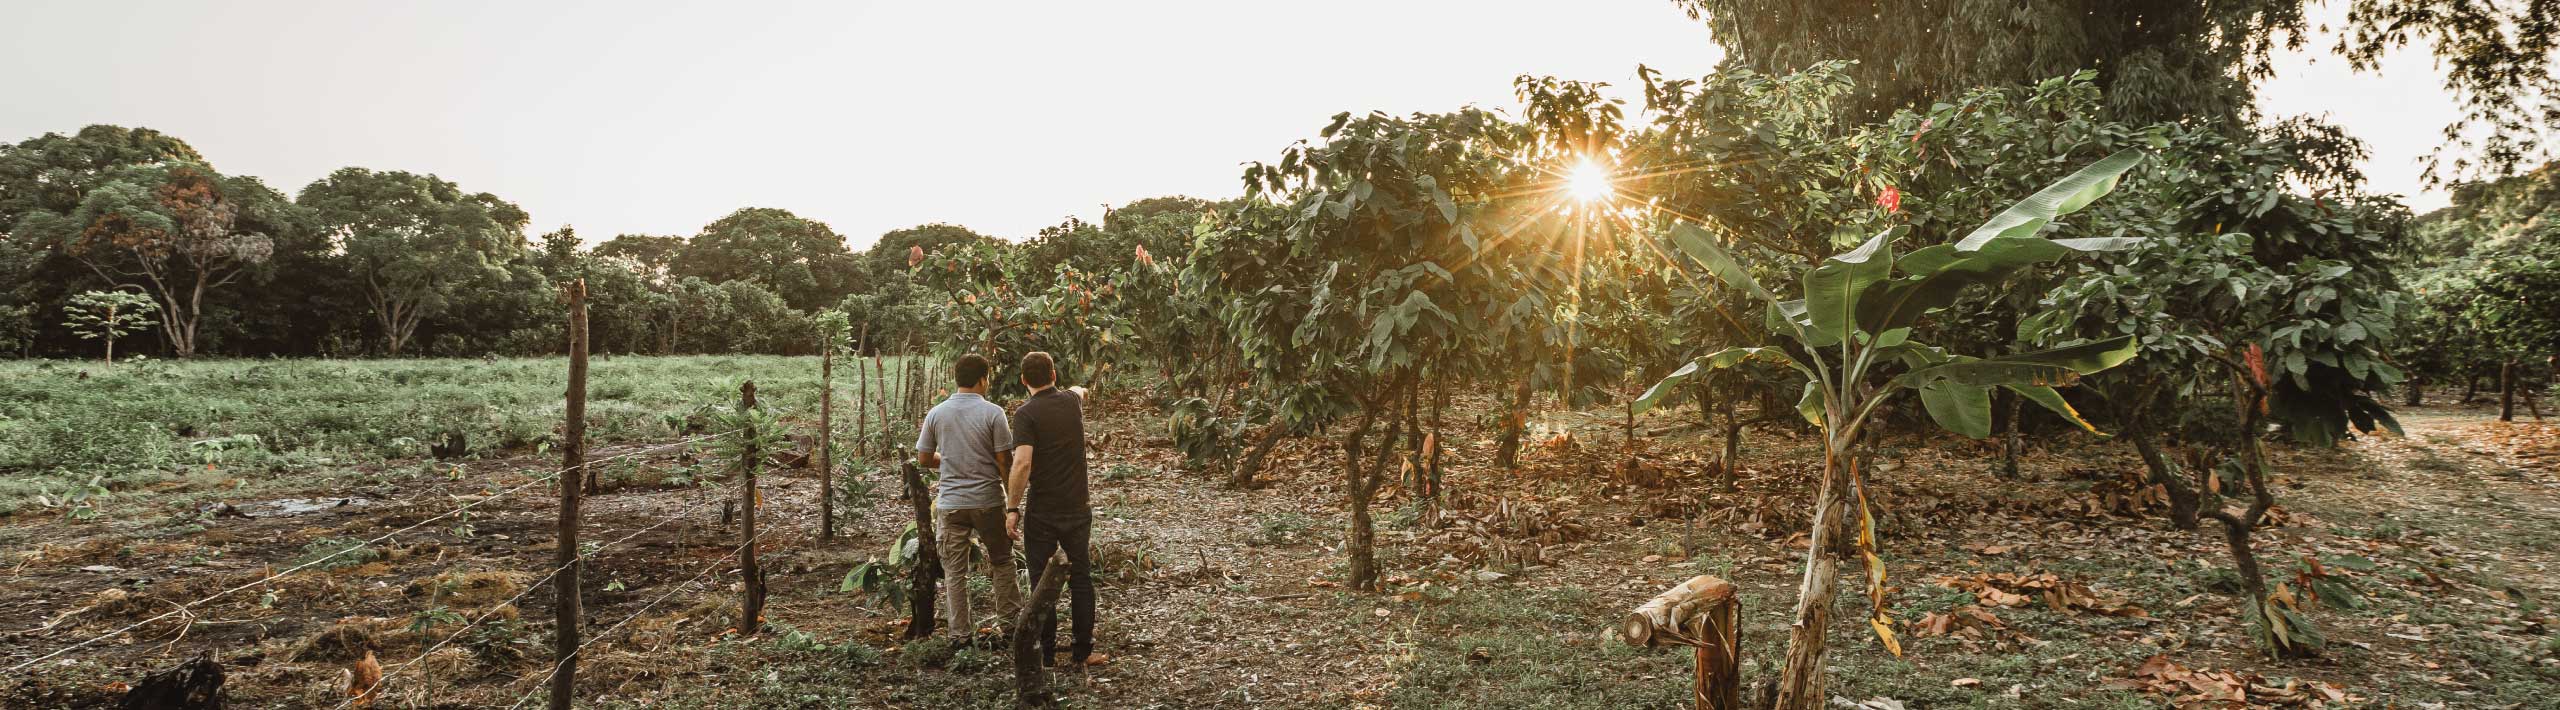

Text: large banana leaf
xmin=1631 ymin=346 xmax=1808 ymax=414
xmin=1670 ymin=223 xmax=1779 ymax=307
xmin=1796 ymin=380 xmax=1826 ymax=428
xmin=1856 ymin=237 xmax=2145 ymax=334
xmin=1891 ymin=361 xmax=2082 ymax=390
xmin=1990 ymin=335 xmax=2140 ymax=373
xmin=1805 ymin=228 xmax=1898 ymax=347
xmin=1953 ymin=149 xmax=2147 ymax=250
xmin=1856 ymin=148 xmax=2148 ymax=334
xmin=1889 ymin=336 xmax=2137 ymax=391
xmin=2008 ymin=384 xmax=2105 ymax=435
xmin=1767 ymin=299 xmax=1837 ymax=347
xmin=1918 ymin=382 xmax=1994 ymax=438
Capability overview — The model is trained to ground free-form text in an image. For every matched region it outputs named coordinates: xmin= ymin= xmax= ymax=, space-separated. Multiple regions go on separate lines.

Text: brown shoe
xmin=1077 ymin=653 xmax=1111 ymax=668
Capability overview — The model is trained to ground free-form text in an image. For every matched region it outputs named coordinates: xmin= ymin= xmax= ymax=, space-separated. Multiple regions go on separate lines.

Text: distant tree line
xmin=0 ymin=124 xmax=1218 ymax=360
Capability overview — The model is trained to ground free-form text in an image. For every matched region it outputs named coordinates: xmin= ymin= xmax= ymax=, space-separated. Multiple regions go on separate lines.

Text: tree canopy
xmin=1672 ymin=0 xmax=2560 ymax=181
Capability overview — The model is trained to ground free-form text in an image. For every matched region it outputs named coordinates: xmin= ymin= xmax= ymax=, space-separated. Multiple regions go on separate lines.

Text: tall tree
xmin=298 ymin=168 xmax=528 ymax=356
xmin=671 ymin=207 xmax=859 ymax=311
xmin=593 ymin=233 xmax=685 ymax=278
xmin=13 ymin=163 xmax=294 ymax=358
xmin=1672 ymin=0 xmax=2560 ymax=181
xmin=0 ymin=125 xmax=205 ymax=355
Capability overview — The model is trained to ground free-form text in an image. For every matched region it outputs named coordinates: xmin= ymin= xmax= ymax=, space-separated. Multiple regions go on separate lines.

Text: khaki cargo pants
xmin=936 ymin=505 xmax=1021 ymax=638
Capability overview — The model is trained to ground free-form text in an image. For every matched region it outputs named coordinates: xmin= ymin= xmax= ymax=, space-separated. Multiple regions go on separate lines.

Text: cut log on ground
xmin=1622 ymin=575 xmax=1740 ymax=710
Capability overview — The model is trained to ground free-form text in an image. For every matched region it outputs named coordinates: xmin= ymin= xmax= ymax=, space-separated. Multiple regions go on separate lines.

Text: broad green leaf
xmin=1632 ymin=347 xmax=1805 ymax=414
xmin=2006 ymin=384 xmax=2104 ymax=436
xmin=1988 ymin=335 xmax=2139 ymax=374
xmin=1796 ymin=380 xmax=1826 ymax=428
xmin=1670 ymin=222 xmax=1779 ymax=307
xmin=1856 ymin=236 xmax=2140 ymax=334
xmin=1891 ymin=361 xmax=2082 ymax=391
xmin=1918 ymin=382 xmax=1993 ymax=438
xmin=1953 ymin=149 xmax=2146 ymax=250
xmin=1806 ymin=228 xmax=1898 ymax=346
xmin=1767 ymin=298 xmax=1838 ymax=347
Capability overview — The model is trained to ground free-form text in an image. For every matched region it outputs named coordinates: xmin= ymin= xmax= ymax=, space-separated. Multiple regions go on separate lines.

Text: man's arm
xmin=1004 ymin=443 xmax=1033 ymax=539
xmin=1005 ymin=444 xmax=1033 ymax=511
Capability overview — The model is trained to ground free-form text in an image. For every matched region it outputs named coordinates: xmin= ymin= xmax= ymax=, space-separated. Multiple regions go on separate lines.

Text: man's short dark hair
xmin=954 ymin=353 xmax=990 ymax=388
xmin=1020 ymin=351 xmax=1056 ymax=389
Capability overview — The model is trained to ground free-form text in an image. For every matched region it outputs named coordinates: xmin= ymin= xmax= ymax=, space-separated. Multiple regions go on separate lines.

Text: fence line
xmin=505 ymin=530 xmax=764 ymax=710
xmin=5 ymin=429 xmax=742 ymax=675
xmin=341 ymin=480 xmax=740 ymax=709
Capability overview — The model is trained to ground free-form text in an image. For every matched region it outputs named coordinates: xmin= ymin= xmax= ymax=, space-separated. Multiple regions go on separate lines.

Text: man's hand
xmin=1005 ymin=511 xmax=1022 ymax=540
xmin=1066 ymin=385 xmax=1089 ymax=400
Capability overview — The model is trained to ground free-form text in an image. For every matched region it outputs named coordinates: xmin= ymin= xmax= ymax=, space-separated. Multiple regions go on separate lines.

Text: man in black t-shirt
xmin=1003 ymin=351 xmax=1107 ymax=667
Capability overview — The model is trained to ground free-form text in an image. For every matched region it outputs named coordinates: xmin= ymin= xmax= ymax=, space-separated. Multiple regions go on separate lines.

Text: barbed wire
xmin=6 ymin=429 xmax=742 ymax=675
xmin=505 ymin=530 xmax=763 ymax=710
xmin=337 ymin=479 xmax=742 ymax=709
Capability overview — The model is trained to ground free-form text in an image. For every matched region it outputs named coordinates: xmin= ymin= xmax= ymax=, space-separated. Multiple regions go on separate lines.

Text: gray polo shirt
xmin=915 ymin=392 xmax=1010 ymax=510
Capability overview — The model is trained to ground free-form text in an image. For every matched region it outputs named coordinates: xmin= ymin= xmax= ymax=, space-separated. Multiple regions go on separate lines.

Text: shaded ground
xmin=4 ymin=390 xmax=2556 ymax=708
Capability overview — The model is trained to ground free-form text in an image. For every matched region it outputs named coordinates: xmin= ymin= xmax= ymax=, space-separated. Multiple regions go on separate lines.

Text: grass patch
xmin=0 ymin=355 xmax=926 ymax=515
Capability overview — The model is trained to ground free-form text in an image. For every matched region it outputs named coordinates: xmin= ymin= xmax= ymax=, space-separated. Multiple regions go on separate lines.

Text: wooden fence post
xmin=1622 ymin=575 xmax=1741 ymax=710
xmin=821 ymin=331 xmax=836 ymax=539
xmin=551 ymin=279 xmax=588 ymax=710
xmin=902 ymin=461 xmax=943 ymax=639
xmin=854 ymin=323 xmax=871 ymax=461
xmin=739 ymin=380 xmax=765 ymax=635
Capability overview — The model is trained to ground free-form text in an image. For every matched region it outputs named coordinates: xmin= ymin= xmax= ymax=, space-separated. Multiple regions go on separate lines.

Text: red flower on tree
xmin=1876 ymin=185 xmax=1902 ymax=213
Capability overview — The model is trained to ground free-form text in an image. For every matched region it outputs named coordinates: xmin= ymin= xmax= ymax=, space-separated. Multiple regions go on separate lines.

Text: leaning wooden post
xmin=901 ymin=461 xmax=943 ymax=639
xmin=738 ymin=380 xmax=766 ymax=635
xmin=550 ymin=279 xmax=588 ymax=710
xmin=854 ymin=323 xmax=871 ymax=461
xmin=1011 ymin=551 xmax=1070 ymax=709
xmin=1622 ymin=575 xmax=1741 ymax=710
xmin=820 ymin=329 xmax=836 ymax=539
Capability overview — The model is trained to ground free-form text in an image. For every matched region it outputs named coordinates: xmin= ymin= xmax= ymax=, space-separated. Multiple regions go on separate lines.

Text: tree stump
xmin=1012 ymin=551 xmax=1071 ymax=709
xmin=119 ymin=652 xmax=224 ymax=710
xmin=1622 ymin=575 xmax=1741 ymax=710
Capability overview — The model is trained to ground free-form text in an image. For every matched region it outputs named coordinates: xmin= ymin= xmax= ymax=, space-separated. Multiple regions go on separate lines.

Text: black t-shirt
xmin=1010 ymin=387 xmax=1089 ymax=522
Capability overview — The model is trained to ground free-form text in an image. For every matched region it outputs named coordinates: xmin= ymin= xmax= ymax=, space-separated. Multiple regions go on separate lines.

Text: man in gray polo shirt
xmin=914 ymin=353 xmax=1020 ymax=639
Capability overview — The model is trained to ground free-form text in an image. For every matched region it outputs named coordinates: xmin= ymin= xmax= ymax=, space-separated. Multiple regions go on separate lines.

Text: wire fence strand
xmin=6 ymin=429 xmax=741 ymax=675
xmin=505 ymin=530 xmax=763 ymax=710
xmin=338 ymin=480 xmax=742 ymax=710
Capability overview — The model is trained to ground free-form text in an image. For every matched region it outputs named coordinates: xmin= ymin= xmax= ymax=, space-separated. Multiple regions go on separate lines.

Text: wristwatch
xmin=1006 ymin=507 xmax=1020 ymax=513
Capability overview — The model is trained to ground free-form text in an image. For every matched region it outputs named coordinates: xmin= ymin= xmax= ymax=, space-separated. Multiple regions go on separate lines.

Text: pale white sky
xmin=2 ymin=1 xmax=2459 ymax=248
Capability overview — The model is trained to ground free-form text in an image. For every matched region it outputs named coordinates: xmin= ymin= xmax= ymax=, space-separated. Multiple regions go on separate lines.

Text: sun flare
xmin=1565 ymin=159 xmax=1613 ymax=203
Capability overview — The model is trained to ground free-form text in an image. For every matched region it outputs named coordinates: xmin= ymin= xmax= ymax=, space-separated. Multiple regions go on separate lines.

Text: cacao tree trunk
xmin=1496 ymin=365 xmax=1532 ymax=469
xmin=1229 ymin=424 xmax=1285 ymax=490
xmin=2403 ymin=376 xmax=2423 ymax=407
xmin=2123 ymin=398 xmax=2200 ymax=530
xmin=2501 ymin=361 xmax=2517 ymax=421
xmin=1997 ymin=388 xmax=2023 ymax=479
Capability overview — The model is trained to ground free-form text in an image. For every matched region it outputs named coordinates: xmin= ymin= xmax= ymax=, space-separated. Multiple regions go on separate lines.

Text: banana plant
xmin=1632 ymin=149 xmax=2148 ymax=710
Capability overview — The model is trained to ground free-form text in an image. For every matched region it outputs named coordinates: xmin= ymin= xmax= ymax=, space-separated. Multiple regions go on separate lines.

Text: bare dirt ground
xmin=5 ymin=397 xmax=2556 ymax=709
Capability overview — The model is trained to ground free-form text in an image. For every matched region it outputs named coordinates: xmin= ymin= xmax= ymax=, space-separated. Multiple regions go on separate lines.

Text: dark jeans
xmin=1021 ymin=512 xmax=1094 ymax=661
